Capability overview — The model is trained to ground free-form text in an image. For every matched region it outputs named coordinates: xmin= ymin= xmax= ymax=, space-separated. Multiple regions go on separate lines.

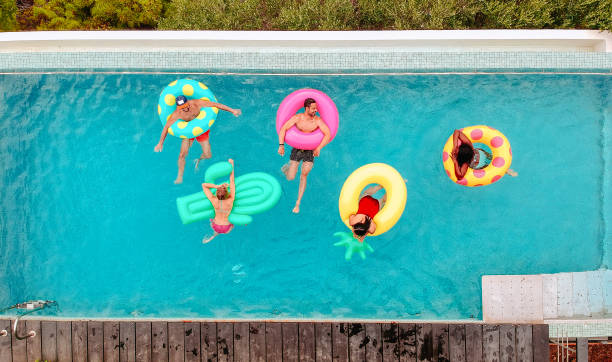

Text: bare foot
xmin=281 ymin=163 xmax=290 ymax=177
xmin=506 ymin=169 xmax=518 ymax=177
xmin=292 ymin=204 xmax=300 ymax=213
xmin=174 ymin=177 xmax=183 ymax=184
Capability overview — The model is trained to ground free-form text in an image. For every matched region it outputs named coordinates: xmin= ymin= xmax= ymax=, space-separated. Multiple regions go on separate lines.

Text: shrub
xmin=0 ymin=0 xmax=18 ymax=30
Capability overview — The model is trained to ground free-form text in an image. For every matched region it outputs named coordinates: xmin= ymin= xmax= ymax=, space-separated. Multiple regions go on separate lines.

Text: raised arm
xmin=228 ymin=159 xmax=236 ymax=199
xmin=450 ymin=154 xmax=469 ymax=179
xmin=313 ymin=118 xmax=331 ymax=156
xmin=277 ymin=115 xmax=299 ymax=156
xmin=154 ymin=113 xmax=179 ymax=152
xmin=193 ymin=100 xmax=241 ymax=117
xmin=453 ymin=129 xmax=472 ymax=148
xmin=201 ymin=183 xmax=219 ymax=207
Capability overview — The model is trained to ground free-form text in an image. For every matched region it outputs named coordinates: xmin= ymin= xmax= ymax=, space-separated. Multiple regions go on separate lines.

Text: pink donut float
xmin=276 ymin=89 xmax=339 ymax=150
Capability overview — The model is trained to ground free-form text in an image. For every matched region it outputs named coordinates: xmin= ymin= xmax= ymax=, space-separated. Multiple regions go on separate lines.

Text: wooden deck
xmin=0 ymin=320 xmax=549 ymax=362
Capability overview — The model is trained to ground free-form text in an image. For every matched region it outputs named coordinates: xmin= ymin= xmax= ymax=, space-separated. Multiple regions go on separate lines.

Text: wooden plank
xmin=348 ymin=323 xmax=365 ymax=362
xmin=499 ymin=325 xmax=516 ymax=362
xmin=151 ymin=322 xmax=168 ymax=362
xmin=515 ymin=325 xmax=532 ymax=362
xmin=135 ymin=322 xmax=152 ymax=362
xmin=120 ymin=322 xmax=136 ymax=362
xmin=87 ymin=321 xmax=104 ymax=362
xmin=364 ymin=323 xmax=382 ymax=362
xmin=201 ymin=322 xmax=217 ymax=362
xmin=283 ymin=323 xmax=299 ymax=362
xmin=216 ymin=323 xmax=233 ymax=362
xmin=432 ymin=324 xmax=449 ymax=362
xmin=183 ymin=322 xmax=200 ymax=362
xmin=576 ymin=338 xmax=588 ymax=362
xmin=332 ymin=323 xmax=348 ymax=362
xmin=0 ymin=319 xmax=12 ymax=362
xmin=249 ymin=322 xmax=266 ymax=362
xmin=10 ymin=319 xmax=26 ymax=362
xmin=72 ymin=321 xmax=87 ymax=362
xmin=465 ymin=324 xmax=483 ymax=362
xmin=398 ymin=324 xmax=416 ymax=362
xmin=168 ymin=322 xmax=184 ymax=362
xmin=448 ymin=324 xmax=466 ymax=362
xmin=416 ymin=324 xmax=433 ymax=362
xmin=41 ymin=320 xmax=57 ymax=362
xmin=532 ymin=325 xmax=549 ymax=362
xmin=482 ymin=325 xmax=500 ymax=362
xmin=382 ymin=323 xmax=399 ymax=361
xmin=315 ymin=323 xmax=332 ymax=362
xmin=25 ymin=320 xmax=41 ymax=362
xmin=56 ymin=321 xmax=71 ymax=362
xmin=103 ymin=321 xmax=120 ymax=362
xmin=265 ymin=322 xmax=282 ymax=362
xmin=233 ymin=322 xmax=249 ymax=362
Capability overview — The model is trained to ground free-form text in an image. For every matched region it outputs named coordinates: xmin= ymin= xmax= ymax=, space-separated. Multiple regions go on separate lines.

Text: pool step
xmin=482 ymin=269 xmax=612 ymax=323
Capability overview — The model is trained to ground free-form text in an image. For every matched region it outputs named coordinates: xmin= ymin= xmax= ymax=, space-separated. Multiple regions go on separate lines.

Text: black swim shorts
xmin=289 ymin=148 xmax=314 ymax=163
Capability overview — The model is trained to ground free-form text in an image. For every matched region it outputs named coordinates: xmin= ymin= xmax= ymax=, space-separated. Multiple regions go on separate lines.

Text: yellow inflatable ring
xmin=338 ymin=163 xmax=407 ymax=236
xmin=442 ymin=125 xmax=512 ymax=187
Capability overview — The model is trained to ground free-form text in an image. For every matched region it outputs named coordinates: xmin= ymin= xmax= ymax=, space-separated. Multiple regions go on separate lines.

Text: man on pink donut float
xmin=278 ymin=98 xmax=331 ymax=213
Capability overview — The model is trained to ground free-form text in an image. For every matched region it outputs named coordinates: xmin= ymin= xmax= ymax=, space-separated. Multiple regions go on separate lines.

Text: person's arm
xmin=193 ymin=100 xmax=241 ymax=117
xmin=201 ymin=183 xmax=219 ymax=208
xmin=368 ymin=221 xmax=377 ymax=235
xmin=154 ymin=113 xmax=179 ymax=152
xmin=313 ymin=118 xmax=331 ymax=157
xmin=278 ymin=115 xmax=299 ymax=156
xmin=228 ymin=159 xmax=236 ymax=200
xmin=450 ymin=154 xmax=469 ymax=179
xmin=456 ymin=130 xmax=472 ymax=148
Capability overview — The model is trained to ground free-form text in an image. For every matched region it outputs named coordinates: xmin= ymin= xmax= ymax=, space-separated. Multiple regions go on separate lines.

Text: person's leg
xmin=360 ymin=184 xmax=384 ymax=198
xmin=293 ymin=161 xmax=313 ymax=213
xmin=506 ymin=169 xmax=518 ymax=177
xmin=202 ymin=232 xmax=219 ymax=244
xmin=282 ymin=160 xmax=300 ymax=181
xmin=175 ymin=139 xmax=194 ymax=184
xmin=194 ymin=138 xmax=212 ymax=170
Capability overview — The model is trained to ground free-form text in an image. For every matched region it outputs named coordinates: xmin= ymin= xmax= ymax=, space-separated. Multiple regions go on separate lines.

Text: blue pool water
xmin=0 ymin=73 xmax=609 ymax=319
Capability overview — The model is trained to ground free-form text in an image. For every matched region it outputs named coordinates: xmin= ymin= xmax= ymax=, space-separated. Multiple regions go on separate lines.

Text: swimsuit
xmin=290 ymin=147 xmax=314 ymax=163
xmin=356 ymin=195 xmax=380 ymax=219
xmin=469 ymin=148 xmax=492 ymax=169
xmin=191 ymin=130 xmax=210 ymax=142
xmin=210 ymin=220 xmax=233 ymax=234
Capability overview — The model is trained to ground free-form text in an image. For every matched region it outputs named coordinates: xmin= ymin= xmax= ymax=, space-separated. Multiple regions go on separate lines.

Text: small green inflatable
xmin=176 ymin=161 xmax=282 ymax=225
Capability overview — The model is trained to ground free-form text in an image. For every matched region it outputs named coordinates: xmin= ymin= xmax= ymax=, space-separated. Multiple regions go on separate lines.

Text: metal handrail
xmin=0 ymin=300 xmax=58 ymax=340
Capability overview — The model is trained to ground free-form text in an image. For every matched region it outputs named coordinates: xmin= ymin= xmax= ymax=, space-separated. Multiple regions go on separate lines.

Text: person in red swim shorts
xmin=349 ymin=185 xmax=387 ymax=242
xmin=154 ymin=95 xmax=242 ymax=184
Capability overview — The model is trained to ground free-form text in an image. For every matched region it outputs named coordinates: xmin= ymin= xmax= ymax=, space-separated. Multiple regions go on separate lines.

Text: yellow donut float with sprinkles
xmin=442 ymin=125 xmax=512 ymax=186
xmin=158 ymin=79 xmax=219 ymax=139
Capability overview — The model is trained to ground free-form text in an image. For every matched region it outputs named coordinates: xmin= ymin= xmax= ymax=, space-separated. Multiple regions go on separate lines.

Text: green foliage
xmin=0 ymin=0 xmax=19 ymax=30
xmin=10 ymin=0 xmax=612 ymax=30
xmin=27 ymin=0 xmax=163 ymax=29
xmin=91 ymin=0 xmax=163 ymax=28
xmin=272 ymin=0 xmax=358 ymax=30
xmin=158 ymin=0 xmax=263 ymax=30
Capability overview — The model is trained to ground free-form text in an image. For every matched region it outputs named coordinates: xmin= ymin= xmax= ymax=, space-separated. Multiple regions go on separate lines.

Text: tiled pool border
xmin=0 ymin=51 xmax=611 ymax=73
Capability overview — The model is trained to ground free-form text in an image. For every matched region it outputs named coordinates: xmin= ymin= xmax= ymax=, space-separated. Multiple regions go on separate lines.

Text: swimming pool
xmin=0 ymin=72 xmax=609 ymax=320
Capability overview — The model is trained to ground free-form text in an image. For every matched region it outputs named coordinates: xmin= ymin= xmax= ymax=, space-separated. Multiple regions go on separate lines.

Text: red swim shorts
xmin=192 ymin=130 xmax=210 ymax=142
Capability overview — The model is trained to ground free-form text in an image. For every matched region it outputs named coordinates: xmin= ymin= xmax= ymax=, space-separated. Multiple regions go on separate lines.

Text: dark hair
xmin=304 ymin=98 xmax=316 ymax=109
xmin=353 ymin=217 xmax=371 ymax=237
xmin=457 ymin=144 xmax=474 ymax=165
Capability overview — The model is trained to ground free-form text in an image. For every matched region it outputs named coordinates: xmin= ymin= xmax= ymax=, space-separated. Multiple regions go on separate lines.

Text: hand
xmin=228 ymin=158 xmax=234 ymax=165
xmin=231 ymin=109 xmax=242 ymax=117
xmin=154 ymin=143 xmax=163 ymax=152
xmin=278 ymin=145 xmax=285 ymax=156
xmin=313 ymin=148 xmax=321 ymax=157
